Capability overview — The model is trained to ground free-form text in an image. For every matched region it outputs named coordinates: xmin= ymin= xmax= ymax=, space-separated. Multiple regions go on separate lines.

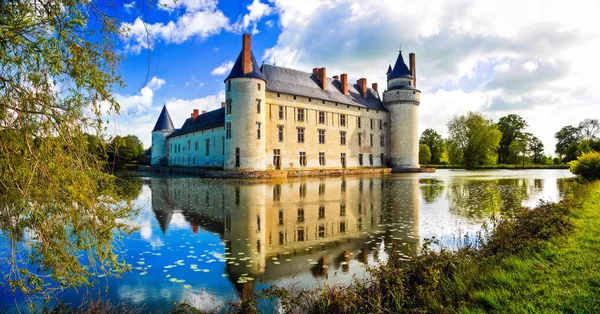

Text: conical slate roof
xmin=388 ymin=51 xmax=412 ymax=80
xmin=152 ymin=104 xmax=174 ymax=132
xmin=224 ymin=50 xmax=266 ymax=82
xmin=386 ymin=64 xmax=392 ymax=75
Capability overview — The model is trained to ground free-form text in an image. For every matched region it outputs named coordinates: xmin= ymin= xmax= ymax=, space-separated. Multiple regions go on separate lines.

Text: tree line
xmin=85 ymin=134 xmax=146 ymax=171
xmin=419 ymin=112 xmax=600 ymax=169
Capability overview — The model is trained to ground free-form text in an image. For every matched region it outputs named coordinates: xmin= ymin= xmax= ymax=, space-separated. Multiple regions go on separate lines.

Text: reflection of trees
xmin=114 ymin=176 xmax=143 ymax=202
xmin=419 ymin=179 xmax=445 ymax=204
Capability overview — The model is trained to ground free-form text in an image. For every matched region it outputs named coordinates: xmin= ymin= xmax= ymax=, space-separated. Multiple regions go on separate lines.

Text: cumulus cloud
xmin=210 ymin=60 xmax=234 ymax=76
xmin=231 ymin=0 xmax=274 ymax=34
xmin=165 ymin=91 xmax=225 ymax=129
xmin=115 ymin=76 xmax=165 ymax=114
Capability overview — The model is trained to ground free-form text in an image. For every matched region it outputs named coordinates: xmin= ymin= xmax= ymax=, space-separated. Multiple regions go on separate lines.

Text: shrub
xmin=570 ymin=151 xmax=600 ymax=181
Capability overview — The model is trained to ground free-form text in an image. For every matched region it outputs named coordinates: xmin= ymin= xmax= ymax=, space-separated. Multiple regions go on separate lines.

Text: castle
xmin=151 ymin=34 xmax=420 ymax=171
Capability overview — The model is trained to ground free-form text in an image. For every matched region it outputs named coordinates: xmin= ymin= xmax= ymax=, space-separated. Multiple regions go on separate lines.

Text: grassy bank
xmin=426 ymin=164 xmax=569 ymax=170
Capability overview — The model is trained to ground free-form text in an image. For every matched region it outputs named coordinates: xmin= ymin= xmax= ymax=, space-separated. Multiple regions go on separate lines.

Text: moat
xmin=0 ymin=169 xmax=574 ymax=312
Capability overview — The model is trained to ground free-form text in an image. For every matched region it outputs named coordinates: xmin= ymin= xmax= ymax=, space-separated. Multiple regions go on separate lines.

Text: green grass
xmin=426 ymin=164 xmax=569 ymax=169
xmin=462 ymin=181 xmax=600 ymax=313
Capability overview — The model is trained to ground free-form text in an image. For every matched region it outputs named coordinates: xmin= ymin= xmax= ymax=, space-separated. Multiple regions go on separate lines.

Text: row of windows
xmin=170 ymin=139 xmax=215 ymax=156
xmin=288 ymin=152 xmax=384 ymax=167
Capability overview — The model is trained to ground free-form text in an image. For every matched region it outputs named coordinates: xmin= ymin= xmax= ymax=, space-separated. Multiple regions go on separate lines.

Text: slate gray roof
xmin=152 ymin=104 xmax=174 ymax=132
xmin=168 ymin=107 xmax=225 ymax=138
xmin=388 ymin=51 xmax=412 ymax=80
xmin=225 ymin=50 xmax=266 ymax=81
xmin=261 ymin=64 xmax=386 ymax=111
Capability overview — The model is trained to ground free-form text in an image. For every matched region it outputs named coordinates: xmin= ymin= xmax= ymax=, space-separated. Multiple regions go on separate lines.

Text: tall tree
xmin=529 ymin=135 xmax=545 ymax=165
xmin=419 ymin=144 xmax=432 ymax=164
xmin=579 ymin=119 xmax=600 ymax=141
xmin=555 ymin=125 xmax=582 ymax=161
xmin=497 ymin=114 xmax=528 ymax=164
xmin=419 ymin=128 xmax=446 ymax=164
xmin=0 ymin=0 xmax=132 ymax=303
xmin=447 ymin=112 xmax=502 ymax=169
xmin=109 ymin=135 xmax=145 ymax=170
xmin=509 ymin=132 xmax=530 ymax=167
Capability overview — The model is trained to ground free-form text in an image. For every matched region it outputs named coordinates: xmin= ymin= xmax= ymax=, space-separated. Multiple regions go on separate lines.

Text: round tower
xmin=383 ymin=50 xmax=420 ymax=170
xmin=151 ymin=104 xmax=174 ymax=166
xmin=224 ymin=34 xmax=267 ymax=170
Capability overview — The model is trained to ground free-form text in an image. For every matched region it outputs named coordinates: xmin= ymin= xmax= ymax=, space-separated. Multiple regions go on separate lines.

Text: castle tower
xmin=223 ymin=34 xmax=267 ymax=170
xmin=151 ymin=104 xmax=174 ymax=166
xmin=383 ymin=50 xmax=420 ymax=170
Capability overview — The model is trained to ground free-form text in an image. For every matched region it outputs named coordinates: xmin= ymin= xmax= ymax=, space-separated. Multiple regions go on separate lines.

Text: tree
xmin=109 ymin=135 xmax=145 ymax=170
xmin=0 ymin=0 xmax=132 ymax=304
xmin=447 ymin=112 xmax=502 ymax=169
xmin=419 ymin=128 xmax=446 ymax=164
xmin=419 ymin=144 xmax=432 ymax=164
xmin=529 ymin=135 xmax=545 ymax=165
xmin=509 ymin=132 xmax=530 ymax=167
xmin=555 ymin=125 xmax=581 ymax=161
xmin=497 ymin=114 xmax=528 ymax=164
xmin=579 ymin=119 xmax=600 ymax=141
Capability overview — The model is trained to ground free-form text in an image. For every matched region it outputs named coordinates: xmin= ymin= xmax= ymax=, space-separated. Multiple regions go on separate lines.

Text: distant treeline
xmin=85 ymin=134 xmax=146 ymax=171
xmin=419 ymin=113 xmax=600 ymax=169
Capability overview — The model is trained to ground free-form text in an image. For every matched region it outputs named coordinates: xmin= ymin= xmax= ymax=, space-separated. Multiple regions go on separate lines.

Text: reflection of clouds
xmin=169 ymin=212 xmax=190 ymax=230
xmin=180 ymin=289 xmax=225 ymax=312
xmin=118 ymin=285 xmax=150 ymax=304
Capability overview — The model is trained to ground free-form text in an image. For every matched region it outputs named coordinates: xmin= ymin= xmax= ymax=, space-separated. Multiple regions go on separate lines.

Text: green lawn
xmin=462 ymin=182 xmax=600 ymax=313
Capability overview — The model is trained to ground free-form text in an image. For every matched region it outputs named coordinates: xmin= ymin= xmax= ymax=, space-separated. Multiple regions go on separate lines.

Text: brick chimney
xmin=372 ymin=83 xmax=378 ymax=93
xmin=221 ymin=101 xmax=226 ymax=108
xmin=192 ymin=109 xmax=199 ymax=119
xmin=357 ymin=78 xmax=367 ymax=98
xmin=341 ymin=73 xmax=348 ymax=95
xmin=242 ymin=33 xmax=252 ymax=74
xmin=319 ymin=67 xmax=326 ymax=90
xmin=409 ymin=53 xmax=416 ymax=87
xmin=312 ymin=68 xmax=319 ymax=76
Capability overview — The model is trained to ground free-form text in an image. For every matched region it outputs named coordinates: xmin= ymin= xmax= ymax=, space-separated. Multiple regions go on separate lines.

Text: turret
xmin=223 ymin=34 xmax=267 ymax=170
xmin=383 ymin=49 xmax=420 ymax=170
xmin=151 ymin=104 xmax=174 ymax=166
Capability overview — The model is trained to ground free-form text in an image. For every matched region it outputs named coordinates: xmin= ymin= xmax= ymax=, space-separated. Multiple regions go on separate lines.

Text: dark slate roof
xmin=168 ymin=107 xmax=225 ymax=138
xmin=388 ymin=51 xmax=412 ymax=80
xmin=152 ymin=105 xmax=174 ymax=132
xmin=386 ymin=65 xmax=392 ymax=75
xmin=261 ymin=64 xmax=386 ymax=111
xmin=224 ymin=50 xmax=266 ymax=81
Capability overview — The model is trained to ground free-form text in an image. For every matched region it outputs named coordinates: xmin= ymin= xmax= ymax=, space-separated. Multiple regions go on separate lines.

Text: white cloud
xmin=231 ymin=0 xmax=274 ymax=34
xmin=114 ymin=76 xmax=165 ymax=114
xmin=165 ymin=91 xmax=225 ymax=129
xmin=210 ymin=60 xmax=234 ymax=76
xmin=124 ymin=1 xmax=135 ymax=11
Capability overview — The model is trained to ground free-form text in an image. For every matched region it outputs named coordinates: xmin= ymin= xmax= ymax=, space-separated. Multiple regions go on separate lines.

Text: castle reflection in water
xmin=148 ymin=174 xmax=420 ymax=294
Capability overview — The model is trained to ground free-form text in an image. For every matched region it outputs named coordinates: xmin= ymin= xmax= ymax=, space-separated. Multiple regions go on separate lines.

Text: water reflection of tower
xmin=150 ymin=177 xmax=174 ymax=234
xmin=382 ymin=173 xmax=420 ymax=256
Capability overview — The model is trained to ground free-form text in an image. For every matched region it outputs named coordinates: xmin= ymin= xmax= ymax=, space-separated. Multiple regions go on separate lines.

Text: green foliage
xmin=570 ymin=151 xmax=600 ymax=181
xmin=0 ymin=0 xmax=133 ymax=304
xmin=529 ymin=135 xmax=545 ymax=164
xmin=447 ymin=112 xmax=502 ymax=169
xmin=419 ymin=128 xmax=445 ymax=164
xmin=497 ymin=114 xmax=528 ymax=164
xmin=109 ymin=135 xmax=145 ymax=170
xmin=555 ymin=125 xmax=582 ymax=161
xmin=419 ymin=143 xmax=431 ymax=164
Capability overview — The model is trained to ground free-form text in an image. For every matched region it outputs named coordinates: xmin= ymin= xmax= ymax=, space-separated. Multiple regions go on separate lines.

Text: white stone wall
xmin=383 ymin=89 xmax=420 ymax=168
xmin=151 ymin=131 xmax=170 ymax=166
xmin=224 ymin=78 xmax=267 ymax=170
xmin=166 ymin=127 xmax=225 ymax=167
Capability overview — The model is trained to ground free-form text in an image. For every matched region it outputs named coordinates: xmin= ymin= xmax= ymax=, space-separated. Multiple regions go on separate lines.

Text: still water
xmin=1 ymin=169 xmax=573 ymax=312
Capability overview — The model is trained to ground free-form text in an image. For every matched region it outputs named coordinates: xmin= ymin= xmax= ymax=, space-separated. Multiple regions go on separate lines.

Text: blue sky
xmin=110 ymin=0 xmax=600 ymax=154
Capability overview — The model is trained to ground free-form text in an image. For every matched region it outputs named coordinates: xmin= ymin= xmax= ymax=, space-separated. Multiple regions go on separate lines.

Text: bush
xmin=570 ymin=151 xmax=600 ymax=181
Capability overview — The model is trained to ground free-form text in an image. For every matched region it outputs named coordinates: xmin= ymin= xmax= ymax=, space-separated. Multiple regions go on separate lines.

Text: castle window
xmin=222 ymin=136 xmax=225 ymax=155
xmin=257 ymin=83 xmax=261 ymax=91
xmin=279 ymin=231 xmax=284 ymax=244
xmin=297 ymin=127 xmax=305 ymax=143
xmin=380 ymin=135 xmax=385 ymax=147
xmin=227 ymin=80 xmax=231 ymax=92
xmin=359 ymin=154 xmax=363 ymax=166
xmin=318 ymin=111 xmax=325 ymax=124
xmin=369 ymin=154 xmax=373 ymax=166
xmin=297 ymin=228 xmax=305 ymax=242
xmin=299 ymin=152 xmax=307 ymax=166
xmin=319 ymin=206 xmax=325 ymax=219
xmin=256 ymin=122 xmax=261 ymax=139
xmin=340 ymin=114 xmax=346 ymax=126
xmin=340 ymin=204 xmax=346 ymax=217
xmin=340 ymin=131 xmax=346 ymax=145
xmin=413 ymin=91 xmax=416 ymax=95
xmin=379 ymin=120 xmax=383 ymax=130
xmin=278 ymin=210 xmax=284 ymax=225
xmin=358 ymin=117 xmax=361 ymax=128
xmin=341 ymin=153 xmax=346 ymax=168
xmin=294 ymin=95 xmax=297 ymax=100
xmin=297 ymin=208 xmax=305 ymax=223
xmin=322 ymin=100 xmax=325 ymax=105
xmin=319 ymin=152 xmax=326 ymax=166
xmin=370 ymin=134 xmax=373 ymax=147
xmin=370 ymin=119 xmax=374 ymax=130
xmin=277 ymin=93 xmax=280 ymax=97
xmin=308 ymin=98 xmax=312 ymax=102
xmin=380 ymin=153 xmax=384 ymax=165
xmin=318 ymin=129 xmax=325 ymax=144
xmin=256 ymin=99 xmax=261 ymax=113
xmin=297 ymin=108 xmax=304 ymax=121
xmin=226 ymin=99 xmax=232 ymax=114
xmin=235 ymin=148 xmax=240 ymax=167
xmin=358 ymin=133 xmax=362 ymax=146
xmin=195 ymin=141 xmax=198 ymax=151
xmin=278 ymin=125 xmax=284 ymax=142
xmin=205 ymin=139 xmax=210 ymax=156
xmin=278 ymin=106 xmax=284 ymax=119
xmin=226 ymin=122 xmax=232 ymax=139
xmin=318 ymin=225 xmax=325 ymax=238
xmin=340 ymin=221 xmax=346 ymax=234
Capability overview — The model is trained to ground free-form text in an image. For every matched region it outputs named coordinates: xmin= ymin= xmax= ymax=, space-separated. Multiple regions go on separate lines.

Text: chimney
xmin=341 ymin=73 xmax=348 ymax=95
xmin=333 ymin=75 xmax=339 ymax=80
xmin=312 ymin=68 xmax=319 ymax=76
xmin=372 ymin=83 xmax=378 ymax=93
xmin=319 ymin=67 xmax=327 ymax=90
xmin=192 ymin=109 xmax=199 ymax=119
xmin=221 ymin=101 xmax=226 ymax=108
xmin=202 ymin=110 xmax=207 ymax=114
xmin=409 ymin=53 xmax=416 ymax=88
xmin=242 ymin=34 xmax=252 ymax=74
xmin=357 ymin=78 xmax=367 ymax=98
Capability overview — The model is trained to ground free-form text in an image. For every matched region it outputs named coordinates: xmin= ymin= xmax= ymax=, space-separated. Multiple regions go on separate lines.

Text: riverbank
xmin=426 ymin=164 xmax=569 ymax=170
xmin=246 ymin=180 xmax=600 ymax=313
